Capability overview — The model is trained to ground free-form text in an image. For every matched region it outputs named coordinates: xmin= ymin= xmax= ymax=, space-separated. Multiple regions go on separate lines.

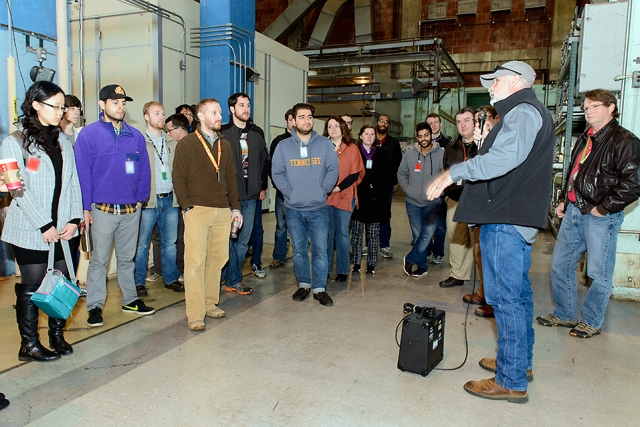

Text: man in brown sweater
xmin=172 ymin=98 xmax=242 ymax=331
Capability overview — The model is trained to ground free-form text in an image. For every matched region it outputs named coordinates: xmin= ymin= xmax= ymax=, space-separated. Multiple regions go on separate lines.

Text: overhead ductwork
xmin=354 ymin=0 xmax=372 ymax=44
xmin=308 ymin=0 xmax=349 ymax=47
xmin=263 ymin=0 xmax=324 ymax=41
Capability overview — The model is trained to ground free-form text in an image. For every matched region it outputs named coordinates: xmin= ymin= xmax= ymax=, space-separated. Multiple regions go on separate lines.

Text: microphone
xmin=476 ymin=109 xmax=488 ymax=148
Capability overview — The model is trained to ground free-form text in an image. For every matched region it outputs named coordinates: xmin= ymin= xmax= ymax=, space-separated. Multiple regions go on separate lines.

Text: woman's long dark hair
xmin=322 ymin=115 xmax=353 ymax=145
xmin=356 ymin=124 xmax=380 ymax=148
xmin=20 ymin=81 xmax=64 ymax=156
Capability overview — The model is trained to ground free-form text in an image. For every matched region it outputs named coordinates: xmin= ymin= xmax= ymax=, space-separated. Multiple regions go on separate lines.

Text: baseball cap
xmin=99 ymin=84 xmax=133 ymax=102
xmin=480 ymin=61 xmax=536 ymax=88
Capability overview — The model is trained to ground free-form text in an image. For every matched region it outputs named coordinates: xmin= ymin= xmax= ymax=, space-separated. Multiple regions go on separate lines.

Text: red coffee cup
xmin=0 ymin=158 xmax=23 ymax=191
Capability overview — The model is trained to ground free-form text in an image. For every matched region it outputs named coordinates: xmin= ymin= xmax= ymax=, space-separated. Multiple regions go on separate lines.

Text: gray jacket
xmin=1 ymin=130 xmax=83 ymax=251
xmin=397 ymin=143 xmax=444 ymax=207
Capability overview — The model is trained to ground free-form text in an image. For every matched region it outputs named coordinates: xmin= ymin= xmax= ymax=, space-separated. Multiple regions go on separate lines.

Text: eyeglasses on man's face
xmin=582 ymin=103 xmax=604 ymax=113
xmin=40 ymin=101 xmax=68 ymax=113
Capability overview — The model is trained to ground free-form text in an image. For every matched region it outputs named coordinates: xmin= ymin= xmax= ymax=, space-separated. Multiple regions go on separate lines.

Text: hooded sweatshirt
xmin=271 ymin=129 xmax=339 ymax=211
xmin=397 ymin=142 xmax=444 ymax=207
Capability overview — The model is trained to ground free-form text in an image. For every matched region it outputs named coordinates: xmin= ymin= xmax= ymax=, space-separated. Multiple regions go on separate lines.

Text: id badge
xmin=300 ymin=146 xmax=308 ymax=159
xmin=414 ymin=162 xmax=422 ymax=173
xmin=126 ymin=160 xmax=135 ymax=174
xmin=161 ymin=171 xmax=168 ymax=180
xmin=366 ymin=159 xmax=373 ymax=169
xmin=26 ymin=156 xmax=41 ymax=173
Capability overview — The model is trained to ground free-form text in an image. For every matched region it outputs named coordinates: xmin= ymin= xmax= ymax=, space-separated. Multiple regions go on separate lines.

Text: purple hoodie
xmin=74 ymin=113 xmax=150 ymax=210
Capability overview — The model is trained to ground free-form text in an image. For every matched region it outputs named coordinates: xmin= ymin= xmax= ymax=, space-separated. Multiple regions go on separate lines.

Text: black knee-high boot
xmin=48 ymin=317 xmax=73 ymax=355
xmin=15 ymin=283 xmax=61 ymax=362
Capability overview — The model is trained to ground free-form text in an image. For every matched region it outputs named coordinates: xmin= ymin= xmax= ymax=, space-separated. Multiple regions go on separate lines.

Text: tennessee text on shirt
xmin=289 ymin=157 xmax=322 ymax=166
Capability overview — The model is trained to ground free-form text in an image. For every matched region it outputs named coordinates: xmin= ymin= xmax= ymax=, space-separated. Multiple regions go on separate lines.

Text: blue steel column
xmin=200 ymin=0 xmax=255 ymax=123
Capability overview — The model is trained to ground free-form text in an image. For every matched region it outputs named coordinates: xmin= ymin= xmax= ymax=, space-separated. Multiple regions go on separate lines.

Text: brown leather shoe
xmin=463 ymin=292 xmax=485 ymax=305
xmin=475 ymin=305 xmax=495 ymax=318
xmin=165 ymin=281 xmax=185 ymax=292
xmin=136 ymin=285 xmax=148 ymax=297
xmin=479 ymin=358 xmax=534 ymax=382
xmin=463 ymin=378 xmax=528 ymax=403
xmin=439 ymin=276 xmax=464 ymax=288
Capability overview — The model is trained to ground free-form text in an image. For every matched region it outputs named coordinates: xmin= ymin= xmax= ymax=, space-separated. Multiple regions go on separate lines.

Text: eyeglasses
xmin=343 ymin=121 xmax=352 ymax=126
xmin=582 ymin=103 xmax=604 ymax=113
xmin=492 ymin=65 xmax=522 ymax=76
xmin=40 ymin=101 xmax=68 ymax=113
xmin=167 ymin=127 xmax=180 ymax=133
xmin=378 ymin=119 xmax=389 ymax=124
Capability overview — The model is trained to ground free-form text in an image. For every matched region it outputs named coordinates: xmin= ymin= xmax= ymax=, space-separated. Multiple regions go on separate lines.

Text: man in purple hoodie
xmin=74 ymin=84 xmax=155 ymax=328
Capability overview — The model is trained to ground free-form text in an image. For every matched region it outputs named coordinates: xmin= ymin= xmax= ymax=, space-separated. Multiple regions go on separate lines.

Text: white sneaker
xmin=251 ymin=264 xmax=266 ymax=278
xmin=380 ymin=247 xmax=393 ymax=259
xmin=178 ymin=274 xmax=184 ymax=283
xmin=362 ymin=247 xmax=368 ymax=257
xmin=146 ymin=272 xmax=160 ymax=282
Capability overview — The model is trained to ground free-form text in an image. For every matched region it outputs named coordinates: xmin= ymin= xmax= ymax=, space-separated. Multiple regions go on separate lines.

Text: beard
xmin=376 ymin=125 xmax=388 ymax=135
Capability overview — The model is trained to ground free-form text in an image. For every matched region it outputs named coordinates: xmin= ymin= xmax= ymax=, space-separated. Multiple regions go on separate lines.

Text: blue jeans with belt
xmin=481 ymin=223 xmax=534 ymax=392
xmin=550 ymin=203 xmax=624 ymax=328
xmin=134 ymin=194 xmax=180 ymax=286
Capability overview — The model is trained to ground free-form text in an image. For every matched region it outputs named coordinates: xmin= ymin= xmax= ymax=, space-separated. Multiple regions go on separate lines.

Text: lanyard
xmin=148 ymin=133 xmax=166 ymax=166
xmin=579 ymin=136 xmax=592 ymax=165
xmin=195 ymin=130 xmax=222 ymax=174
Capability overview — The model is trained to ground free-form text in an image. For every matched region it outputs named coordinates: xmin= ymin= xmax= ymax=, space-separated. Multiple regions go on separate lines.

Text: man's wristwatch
xmin=182 ymin=206 xmax=194 ymax=214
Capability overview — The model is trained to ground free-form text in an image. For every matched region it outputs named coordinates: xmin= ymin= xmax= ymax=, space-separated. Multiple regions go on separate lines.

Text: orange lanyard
xmin=195 ymin=130 xmax=221 ymax=173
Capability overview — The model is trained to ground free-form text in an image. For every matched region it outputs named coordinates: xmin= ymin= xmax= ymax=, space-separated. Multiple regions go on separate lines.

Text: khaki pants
xmin=445 ymin=197 xmax=474 ymax=281
xmin=183 ymin=206 xmax=231 ymax=323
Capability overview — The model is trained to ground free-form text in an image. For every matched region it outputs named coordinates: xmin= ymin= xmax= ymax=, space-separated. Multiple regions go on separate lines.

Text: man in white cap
xmin=426 ymin=61 xmax=554 ymax=403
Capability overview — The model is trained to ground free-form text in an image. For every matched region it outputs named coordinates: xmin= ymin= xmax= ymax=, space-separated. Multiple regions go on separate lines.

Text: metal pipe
xmin=79 ymin=0 xmax=85 ymax=121
xmin=118 ymin=0 xmax=188 ymax=103
xmin=196 ymin=40 xmax=238 ymax=93
xmin=7 ymin=0 xmax=17 ymax=132
xmin=56 ymin=0 xmax=69 ymax=93
xmin=195 ymin=29 xmax=247 ymax=84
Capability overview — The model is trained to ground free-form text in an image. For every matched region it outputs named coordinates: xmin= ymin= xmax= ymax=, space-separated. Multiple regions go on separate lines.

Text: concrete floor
xmin=0 ymin=195 xmax=638 ymax=426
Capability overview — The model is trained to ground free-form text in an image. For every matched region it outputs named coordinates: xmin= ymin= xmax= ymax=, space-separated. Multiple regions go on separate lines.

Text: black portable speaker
xmin=397 ymin=309 xmax=445 ymax=376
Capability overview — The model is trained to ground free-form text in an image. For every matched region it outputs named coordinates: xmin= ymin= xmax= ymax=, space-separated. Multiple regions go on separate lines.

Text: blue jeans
xmin=481 ymin=224 xmax=534 ymax=392
xmin=286 ymin=206 xmax=329 ymax=292
xmin=250 ymin=198 xmax=264 ymax=266
xmin=134 ymin=195 xmax=180 ymax=286
xmin=327 ymin=205 xmax=353 ymax=275
xmin=405 ymin=201 xmax=440 ymax=271
xmin=426 ymin=198 xmax=446 ymax=258
xmin=272 ymin=194 xmax=288 ymax=263
xmin=223 ymin=199 xmax=256 ymax=287
xmin=551 ymin=203 xmax=624 ymax=328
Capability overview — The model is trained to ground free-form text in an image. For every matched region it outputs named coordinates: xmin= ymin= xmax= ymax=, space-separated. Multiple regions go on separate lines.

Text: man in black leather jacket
xmin=538 ymin=88 xmax=640 ymax=338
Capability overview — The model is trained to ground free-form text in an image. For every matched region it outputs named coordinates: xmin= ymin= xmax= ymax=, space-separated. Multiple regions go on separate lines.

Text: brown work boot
xmin=475 ymin=305 xmax=495 ymax=318
xmin=463 ymin=292 xmax=485 ymax=305
xmin=463 ymin=378 xmax=528 ymax=404
xmin=479 ymin=357 xmax=533 ymax=382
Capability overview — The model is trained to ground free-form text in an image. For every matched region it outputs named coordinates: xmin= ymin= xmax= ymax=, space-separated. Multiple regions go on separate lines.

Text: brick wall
xmin=420 ymin=0 xmax=553 ymax=54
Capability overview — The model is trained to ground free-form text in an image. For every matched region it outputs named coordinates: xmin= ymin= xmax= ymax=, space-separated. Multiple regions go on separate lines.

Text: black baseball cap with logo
xmin=99 ymin=84 xmax=133 ymax=102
